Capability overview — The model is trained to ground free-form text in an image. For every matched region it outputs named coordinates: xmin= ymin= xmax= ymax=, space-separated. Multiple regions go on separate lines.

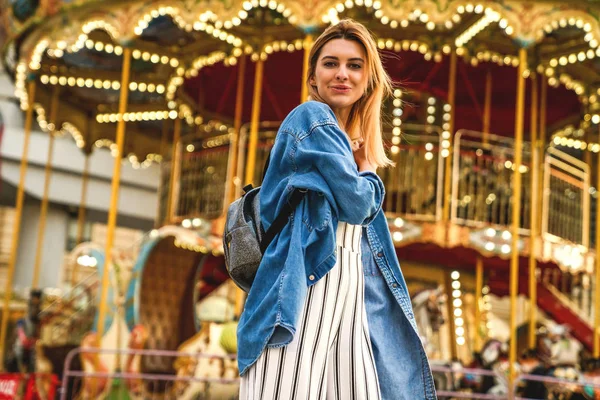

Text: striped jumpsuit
xmin=240 ymin=222 xmax=381 ymax=399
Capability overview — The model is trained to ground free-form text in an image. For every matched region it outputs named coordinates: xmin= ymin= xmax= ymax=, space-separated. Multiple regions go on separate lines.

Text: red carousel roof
xmin=184 ymin=49 xmax=581 ymax=137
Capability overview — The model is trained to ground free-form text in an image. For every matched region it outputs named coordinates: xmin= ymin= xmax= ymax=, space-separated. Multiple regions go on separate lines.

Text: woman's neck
xmin=335 ymin=110 xmax=361 ymax=142
xmin=333 ymin=107 xmax=350 ymax=130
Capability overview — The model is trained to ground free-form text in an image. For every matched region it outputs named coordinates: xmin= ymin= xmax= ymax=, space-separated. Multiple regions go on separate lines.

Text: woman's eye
xmin=324 ymin=61 xmax=336 ymax=67
xmin=349 ymin=63 xmax=362 ymax=69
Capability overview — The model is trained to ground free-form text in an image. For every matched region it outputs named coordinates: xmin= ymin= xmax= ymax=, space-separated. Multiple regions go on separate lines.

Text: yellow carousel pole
xmin=76 ymin=155 xmax=90 ymax=245
xmin=528 ymin=73 xmax=539 ymax=350
xmin=443 ymin=50 xmax=457 ymax=222
xmin=0 ymin=81 xmax=36 ymax=367
xmin=231 ymin=55 xmax=247 ymax=319
xmin=474 ymin=69 xmax=492 ymax=353
xmin=538 ymin=78 xmax=547 ymax=235
xmin=301 ymin=35 xmax=313 ymax=103
xmin=97 ymin=47 xmax=132 ymax=339
xmin=595 ymin=121 xmax=600 ymax=357
xmin=71 ymin=153 xmax=91 ymax=288
xmin=444 ymin=271 xmax=457 ymax=359
xmin=32 ymin=86 xmax=60 ymax=289
xmin=443 ymin=50 xmax=458 ymax=359
xmin=474 ymin=257 xmax=484 ymax=352
xmin=244 ymin=57 xmax=265 ymax=187
xmin=483 ymin=69 xmax=492 ymax=143
xmin=228 ymin=55 xmax=247 ymax=206
xmin=165 ymin=116 xmax=181 ymax=224
xmin=509 ymin=48 xmax=527 ymax=385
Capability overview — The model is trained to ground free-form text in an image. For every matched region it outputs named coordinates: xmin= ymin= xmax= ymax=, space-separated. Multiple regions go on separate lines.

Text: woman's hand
xmin=353 ymin=140 xmax=377 ymax=173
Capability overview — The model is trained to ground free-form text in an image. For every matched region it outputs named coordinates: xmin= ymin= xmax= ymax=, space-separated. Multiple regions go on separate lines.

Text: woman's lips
xmin=330 ymin=86 xmax=351 ymax=93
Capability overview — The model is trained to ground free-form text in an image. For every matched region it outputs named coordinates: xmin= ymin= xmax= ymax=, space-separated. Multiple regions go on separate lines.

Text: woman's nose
xmin=335 ymin=67 xmax=348 ymax=80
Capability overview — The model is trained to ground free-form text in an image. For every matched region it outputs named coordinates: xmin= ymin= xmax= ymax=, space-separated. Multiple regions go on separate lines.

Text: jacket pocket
xmin=301 ymin=190 xmax=331 ymax=231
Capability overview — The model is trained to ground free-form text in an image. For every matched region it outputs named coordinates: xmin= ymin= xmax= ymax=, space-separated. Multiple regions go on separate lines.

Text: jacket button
xmin=309 ymin=275 xmax=315 ymax=281
xmin=377 ymin=252 xmax=383 ymax=257
xmin=392 ymin=283 xmax=398 ymax=288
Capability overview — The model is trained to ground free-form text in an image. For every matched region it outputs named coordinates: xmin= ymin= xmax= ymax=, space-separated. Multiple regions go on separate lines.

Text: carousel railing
xmin=451 ymin=130 xmax=533 ymax=234
xmin=541 ymin=147 xmax=590 ymax=248
xmin=159 ymin=123 xmax=279 ymax=225
xmin=380 ymin=124 xmax=444 ymax=221
xmin=513 ymin=372 xmax=600 ymax=399
xmin=543 ymin=274 xmax=594 ymax=326
xmin=540 ymin=265 xmax=596 ymax=329
xmin=534 ymin=149 xmax=591 ymax=327
xmin=238 ymin=122 xmax=444 ymax=222
xmin=156 ymin=124 xmax=590 ymax=255
xmin=60 ymin=347 xmax=239 ymax=400
xmin=429 ymin=364 xmax=507 ymax=399
xmin=170 ymin=131 xmax=235 ymax=223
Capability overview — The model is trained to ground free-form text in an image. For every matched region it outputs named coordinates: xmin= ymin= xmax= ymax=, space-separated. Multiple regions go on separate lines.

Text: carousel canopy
xmin=2 ymin=0 xmax=599 ymax=164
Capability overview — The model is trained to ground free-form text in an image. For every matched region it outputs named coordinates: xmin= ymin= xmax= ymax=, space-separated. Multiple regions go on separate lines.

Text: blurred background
xmin=1 ymin=0 xmax=600 ymax=398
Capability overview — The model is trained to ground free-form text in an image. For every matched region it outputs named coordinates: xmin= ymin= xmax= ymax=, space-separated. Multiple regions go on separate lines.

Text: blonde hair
xmin=307 ymin=19 xmax=394 ymax=168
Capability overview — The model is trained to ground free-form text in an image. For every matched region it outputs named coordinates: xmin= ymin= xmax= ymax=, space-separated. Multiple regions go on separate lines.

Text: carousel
xmin=2 ymin=0 xmax=600 ymax=397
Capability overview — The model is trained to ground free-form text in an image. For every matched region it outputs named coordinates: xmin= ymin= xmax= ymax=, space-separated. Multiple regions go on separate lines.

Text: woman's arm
xmin=293 ymin=122 xmax=385 ymax=226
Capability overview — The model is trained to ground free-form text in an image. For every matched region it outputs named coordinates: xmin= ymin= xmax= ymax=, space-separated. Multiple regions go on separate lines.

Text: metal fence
xmin=155 ymin=124 xmax=591 ymax=263
xmin=61 ymin=348 xmax=600 ymax=399
xmin=172 ymin=132 xmax=235 ymax=222
xmin=430 ymin=364 xmax=507 ymax=399
xmin=451 ymin=130 xmax=532 ymax=233
xmin=236 ymin=122 xmax=445 ymax=222
xmin=514 ymin=372 xmax=600 ymax=399
xmin=541 ymin=147 xmax=590 ymax=248
xmin=380 ymin=124 xmax=444 ymax=221
xmin=60 ymin=348 xmax=239 ymax=400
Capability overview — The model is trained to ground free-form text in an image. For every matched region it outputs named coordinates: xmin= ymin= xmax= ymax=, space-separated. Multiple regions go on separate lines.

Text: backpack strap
xmin=262 ymin=152 xmax=271 ymax=181
xmin=260 ymin=188 xmax=306 ymax=253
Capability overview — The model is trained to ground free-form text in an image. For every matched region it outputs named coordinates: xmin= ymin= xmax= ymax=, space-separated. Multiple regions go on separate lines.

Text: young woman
xmin=237 ymin=20 xmax=436 ymax=399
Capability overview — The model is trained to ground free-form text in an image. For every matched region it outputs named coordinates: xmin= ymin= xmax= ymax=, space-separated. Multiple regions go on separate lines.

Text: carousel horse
xmin=79 ymin=332 xmax=109 ymax=399
xmin=173 ymin=321 xmax=239 ymax=400
xmin=411 ymin=286 xmax=445 ymax=355
xmin=79 ymin=325 xmax=150 ymax=400
xmin=124 ymin=324 xmax=149 ymax=396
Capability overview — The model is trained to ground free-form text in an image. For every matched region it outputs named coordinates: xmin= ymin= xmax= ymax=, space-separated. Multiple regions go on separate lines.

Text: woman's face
xmin=310 ymin=38 xmax=368 ymax=122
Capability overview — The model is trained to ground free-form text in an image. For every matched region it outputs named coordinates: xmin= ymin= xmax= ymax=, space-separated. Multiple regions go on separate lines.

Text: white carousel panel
xmin=1 ymin=160 xmax=157 ymax=221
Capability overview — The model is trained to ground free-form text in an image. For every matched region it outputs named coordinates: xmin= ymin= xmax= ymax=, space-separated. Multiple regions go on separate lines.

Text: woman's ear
xmin=309 ymin=75 xmax=316 ymax=86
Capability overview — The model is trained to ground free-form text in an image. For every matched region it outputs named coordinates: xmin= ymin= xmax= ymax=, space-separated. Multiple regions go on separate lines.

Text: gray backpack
xmin=223 ymin=155 xmax=305 ymax=292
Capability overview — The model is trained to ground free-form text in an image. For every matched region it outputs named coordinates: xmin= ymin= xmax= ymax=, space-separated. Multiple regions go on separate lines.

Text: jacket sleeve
xmin=291 ymin=122 xmax=385 ymax=226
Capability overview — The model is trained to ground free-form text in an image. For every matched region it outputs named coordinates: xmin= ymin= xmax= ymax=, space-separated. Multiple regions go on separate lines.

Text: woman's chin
xmin=325 ymin=98 xmax=359 ymax=111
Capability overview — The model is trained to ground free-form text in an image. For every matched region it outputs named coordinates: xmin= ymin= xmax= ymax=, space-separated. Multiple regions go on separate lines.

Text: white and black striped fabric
xmin=240 ymin=222 xmax=381 ymax=400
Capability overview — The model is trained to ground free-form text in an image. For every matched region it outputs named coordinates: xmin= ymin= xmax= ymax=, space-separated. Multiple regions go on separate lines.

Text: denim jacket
xmin=237 ymin=101 xmax=435 ymax=398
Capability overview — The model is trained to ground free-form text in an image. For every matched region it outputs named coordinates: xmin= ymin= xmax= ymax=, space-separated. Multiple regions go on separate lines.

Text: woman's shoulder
xmin=280 ymin=101 xmax=338 ymax=135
